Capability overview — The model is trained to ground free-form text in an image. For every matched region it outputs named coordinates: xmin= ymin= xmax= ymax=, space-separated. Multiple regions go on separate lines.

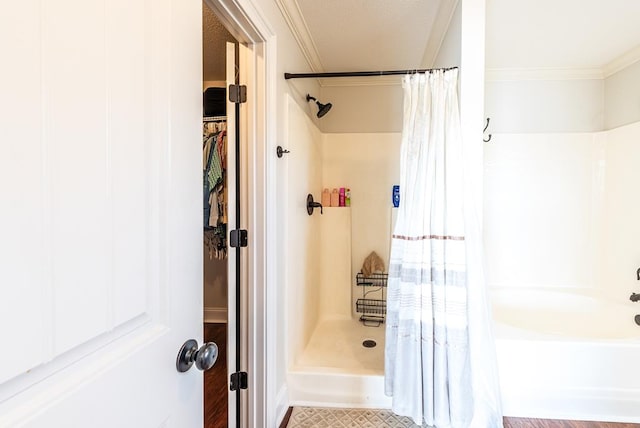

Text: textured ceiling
xmin=203 ymin=2 xmax=236 ymax=82
xmin=280 ymin=0 xmax=640 ymax=83
xmin=296 ymin=0 xmax=445 ymax=71
xmin=277 ymin=0 xmax=457 ymax=85
xmin=486 ymin=0 xmax=640 ymax=71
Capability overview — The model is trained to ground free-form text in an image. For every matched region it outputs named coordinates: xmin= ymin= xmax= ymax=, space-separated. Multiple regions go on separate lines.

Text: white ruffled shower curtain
xmin=384 ymin=70 xmax=503 ymax=428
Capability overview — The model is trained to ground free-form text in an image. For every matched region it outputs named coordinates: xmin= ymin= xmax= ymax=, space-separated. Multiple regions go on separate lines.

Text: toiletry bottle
xmin=330 ymin=188 xmax=339 ymax=207
xmin=339 ymin=187 xmax=345 ymax=207
xmin=345 ymin=188 xmax=351 ymax=207
xmin=321 ymin=188 xmax=331 ymax=207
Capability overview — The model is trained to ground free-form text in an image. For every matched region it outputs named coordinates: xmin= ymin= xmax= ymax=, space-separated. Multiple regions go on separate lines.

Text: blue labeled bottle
xmin=392 ymin=185 xmax=400 ymax=207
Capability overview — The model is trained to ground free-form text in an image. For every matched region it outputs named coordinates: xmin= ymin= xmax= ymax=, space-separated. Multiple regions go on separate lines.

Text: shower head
xmin=306 ymin=94 xmax=332 ymax=118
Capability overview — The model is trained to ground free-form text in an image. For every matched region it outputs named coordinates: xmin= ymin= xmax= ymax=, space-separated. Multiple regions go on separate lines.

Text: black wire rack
xmin=355 ymin=272 xmax=388 ymax=327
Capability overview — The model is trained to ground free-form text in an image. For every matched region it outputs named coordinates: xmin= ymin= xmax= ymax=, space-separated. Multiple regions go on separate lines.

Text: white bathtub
xmin=492 ymin=287 xmax=640 ymax=423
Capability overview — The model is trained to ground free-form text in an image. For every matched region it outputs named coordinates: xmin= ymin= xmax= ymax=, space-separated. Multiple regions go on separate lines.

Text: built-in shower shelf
xmin=355 ymin=272 xmax=388 ymax=327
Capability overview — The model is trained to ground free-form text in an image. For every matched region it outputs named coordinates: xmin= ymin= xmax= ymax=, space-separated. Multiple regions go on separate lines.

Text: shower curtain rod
xmin=284 ymin=67 xmax=458 ymax=79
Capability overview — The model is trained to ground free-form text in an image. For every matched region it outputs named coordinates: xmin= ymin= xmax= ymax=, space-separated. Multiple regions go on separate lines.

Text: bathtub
xmin=492 ymin=287 xmax=640 ymax=423
xmin=288 ymin=288 xmax=640 ymax=423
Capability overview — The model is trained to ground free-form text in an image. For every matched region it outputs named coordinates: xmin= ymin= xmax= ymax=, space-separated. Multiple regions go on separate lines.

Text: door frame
xmin=202 ymin=1 xmax=277 ymax=426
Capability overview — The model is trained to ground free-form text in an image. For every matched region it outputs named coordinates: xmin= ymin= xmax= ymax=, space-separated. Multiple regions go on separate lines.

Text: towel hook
xmin=483 ymin=117 xmax=492 ymax=142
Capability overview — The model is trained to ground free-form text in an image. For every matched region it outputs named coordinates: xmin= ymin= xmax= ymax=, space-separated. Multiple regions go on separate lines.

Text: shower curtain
xmin=384 ymin=70 xmax=502 ymax=428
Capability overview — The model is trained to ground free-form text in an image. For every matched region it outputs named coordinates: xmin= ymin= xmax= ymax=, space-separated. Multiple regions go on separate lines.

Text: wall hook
xmin=276 ymin=145 xmax=290 ymax=158
xmin=483 ymin=117 xmax=492 ymax=142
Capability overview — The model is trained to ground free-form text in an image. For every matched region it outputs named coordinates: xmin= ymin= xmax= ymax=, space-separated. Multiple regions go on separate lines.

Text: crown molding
xmin=275 ymin=0 xmax=324 ymax=73
xmin=421 ymin=0 xmax=459 ymax=68
xmin=603 ymin=44 xmax=640 ymax=77
xmin=486 ymin=67 xmax=604 ymax=81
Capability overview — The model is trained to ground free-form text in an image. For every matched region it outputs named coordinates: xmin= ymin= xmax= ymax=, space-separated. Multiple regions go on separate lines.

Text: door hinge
xmin=230 ymin=371 xmax=248 ymax=390
xmin=230 ymin=229 xmax=248 ymax=248
xmin=228 ymin=84 xmax=247 ymax=103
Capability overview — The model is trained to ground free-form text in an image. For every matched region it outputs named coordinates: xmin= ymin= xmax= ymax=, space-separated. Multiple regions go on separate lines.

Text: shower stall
xmin=284 ymin=92 xmax=398 ymax=408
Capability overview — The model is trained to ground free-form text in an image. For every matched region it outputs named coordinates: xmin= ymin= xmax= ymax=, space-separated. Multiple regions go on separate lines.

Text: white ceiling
xmin=278 ymin=0 xmax=640 ymax=82
xmin=278 ymin=0 xmax=457 ymax=79
xmin=486 ymin=0 xmax=640 ymax=76
xmin=295 ymin=0 xmax=451 ymax=71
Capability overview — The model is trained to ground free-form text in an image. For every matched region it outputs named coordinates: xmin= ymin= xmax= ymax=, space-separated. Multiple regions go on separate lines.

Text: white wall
xmin=605 ymin=60 xmax=640 ymax=130
xmin=321 ymin=133 xmax=401 ymax=316
xmin=203 ymin=80 xmax=225 ymax=89
xmin=485 ymin=78 xmax=605 ymax=133
xmin=203 ymin=252 xmax=227 ymax=319
xmin=285 ymin=95 xmax=323 ymax=369
xmin=319 ymin=85 xmax=403 ymax=133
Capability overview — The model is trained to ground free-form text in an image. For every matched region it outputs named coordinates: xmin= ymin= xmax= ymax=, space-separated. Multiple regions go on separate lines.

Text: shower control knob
xmin=176 ymin=339 xmax=218 ymax=372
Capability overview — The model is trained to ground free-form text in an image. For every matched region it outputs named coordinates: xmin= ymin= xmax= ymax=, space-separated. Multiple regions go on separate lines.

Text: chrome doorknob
xmin=176 ymin=339 xmax=218 ymax=373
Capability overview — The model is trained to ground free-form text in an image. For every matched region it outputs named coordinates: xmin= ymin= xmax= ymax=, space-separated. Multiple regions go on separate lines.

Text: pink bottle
xmin=339 ymin=187 xmax=345 ymax=207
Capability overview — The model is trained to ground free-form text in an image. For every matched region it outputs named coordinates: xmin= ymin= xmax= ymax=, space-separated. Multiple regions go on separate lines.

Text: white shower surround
xmin=288 ymin=121 xmax=640 ymax=424
xmin=484 ymin=120 xmax=640 ymax=422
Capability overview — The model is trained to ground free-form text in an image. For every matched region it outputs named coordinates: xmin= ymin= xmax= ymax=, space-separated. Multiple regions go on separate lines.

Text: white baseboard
xmin=275 ymin=385 xmax=289 ymax=427
xmin=204 ymin=306 xmax=227 ymax=323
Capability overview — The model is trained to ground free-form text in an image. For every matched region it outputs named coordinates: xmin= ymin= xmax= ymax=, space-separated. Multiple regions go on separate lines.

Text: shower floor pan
xmin=288 ymin=318 xmax=391 ymax=408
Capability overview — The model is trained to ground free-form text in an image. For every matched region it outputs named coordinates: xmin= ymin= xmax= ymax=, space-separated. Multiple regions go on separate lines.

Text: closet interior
xmin=202 ymin=1 xmax=236 ymax=325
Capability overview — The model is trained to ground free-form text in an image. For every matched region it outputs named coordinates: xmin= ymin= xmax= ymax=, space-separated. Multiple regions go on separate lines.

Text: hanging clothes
xmin=384 ymin=70 xmax=502 ymax=428
xmin=203 ymin=120 xmax=228 ymax=260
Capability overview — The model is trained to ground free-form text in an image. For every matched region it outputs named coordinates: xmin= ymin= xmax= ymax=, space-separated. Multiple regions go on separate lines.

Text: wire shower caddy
xmin=355 ymin=272 xmax=388 ymax=327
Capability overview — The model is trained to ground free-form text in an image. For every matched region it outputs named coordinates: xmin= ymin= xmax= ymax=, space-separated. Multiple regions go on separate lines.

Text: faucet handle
xmin=306 ymin=194 xmax=323 ymax=215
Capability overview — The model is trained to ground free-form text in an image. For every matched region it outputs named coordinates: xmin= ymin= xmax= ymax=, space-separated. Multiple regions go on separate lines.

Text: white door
xmin=0 ymin=0 xmax=205 ymax=426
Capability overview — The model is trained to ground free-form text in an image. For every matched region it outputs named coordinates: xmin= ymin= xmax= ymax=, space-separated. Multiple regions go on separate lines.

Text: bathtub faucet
xmin=637 ymin=267 xmax=640 ymax=281
xmin=631 ymin=293 xmax=640 ymax=302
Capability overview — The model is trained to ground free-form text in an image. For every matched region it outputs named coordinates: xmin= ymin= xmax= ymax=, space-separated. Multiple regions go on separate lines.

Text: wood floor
xmin=503 ymin=418 xmax=640 ymax=428
xmin=204 ymin=323 xmax=227 ymax=428
xmin=277 ymin=408 xmax=640 ymax=428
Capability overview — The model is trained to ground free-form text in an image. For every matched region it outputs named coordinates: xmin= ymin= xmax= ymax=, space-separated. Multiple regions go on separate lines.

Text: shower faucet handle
xmin=306 ymin=194 xmax=323 ymax=215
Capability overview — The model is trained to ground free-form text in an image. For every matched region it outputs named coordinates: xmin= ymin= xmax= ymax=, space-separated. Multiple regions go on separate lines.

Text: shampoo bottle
xmin=330 ymin=188 xmax=339 ymax=207
xmin=321 ymin=188 xmax=331 ymax=207
xmin=339 ymin=187 xmax=345 ymax=207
